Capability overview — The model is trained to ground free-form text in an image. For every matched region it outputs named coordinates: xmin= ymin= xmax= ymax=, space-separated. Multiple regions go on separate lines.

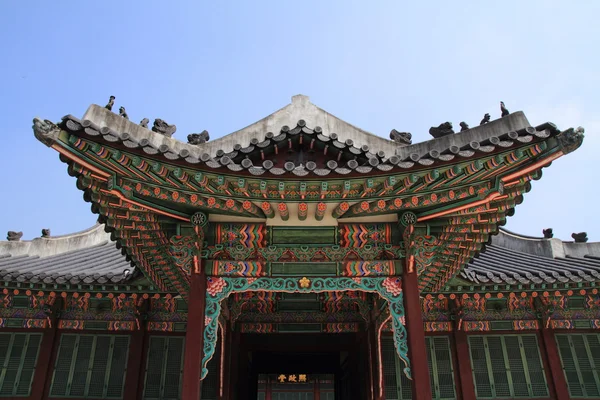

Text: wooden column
xmin=30 ymin=324 xmax=58 ymax=400
xmin=366 ymin=325 xmax=377 ymax=400
xmin=265 ymin=376 xmax=272 ymax=400
xmin=402 ymin=265 xmax=432 ymax=400
xmin=453 ymin=329 xmax=476 ymax=400
xmin=313 ymin=376 xmax=320 ymax=400
xmin=539 ymin=327 xmax=570 ymax=400
xmin=124 ymin=322 xmax=146 ymax=400
xmin=34 ymin=295 xmax=63 ymax=400
xmin=230 ymin=328 xmax=241 ymax=400
xmin=222 ymin=322 xmax=233 ymax=400
xmin=182 ymin=258 xmax=208 ymax=400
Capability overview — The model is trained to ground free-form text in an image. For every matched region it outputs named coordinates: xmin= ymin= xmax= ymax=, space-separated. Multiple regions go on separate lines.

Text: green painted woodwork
xmin=556 ymin=333 xmax=600 ymax=398
xmin=271 ymin=262 xmax=338 ymax=276
xmin=50 ymin=334 xmax=130 ymax=399
xmin=143 ymin=336 xmax=185 ymax=400
xmin=0 ymin=333 xmax=42 ymax=397
xmin=382 ymin=336 xmax=456 ymax=400
xmin=142 ymin=335 xmax=221 ymax=400
xmin=270 ymin=227 xmax=337 ymax=245
xmin=10 ymin=296 xmax=30 ymax=309
xmin=202 ymin=276 xmax=408 ymax=380
xmin=468 ymin=334 xmax=548 ymax=399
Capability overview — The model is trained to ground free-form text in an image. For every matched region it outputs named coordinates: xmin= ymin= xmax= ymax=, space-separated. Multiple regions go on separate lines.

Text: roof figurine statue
xmin=501 ymin=101 xmax=510 ymax=117
xmin=459 ymin=122 xmax=469 ymax=132
xmin=557 ymin=126 xmax=585 ymax=154
xmin=41 ymin=229 xmax=51 ymax=238
xmin=428 ymin=122 xmax=454 ymax=138
xmin=480 ymin=113 xmax=491 ymax=125
xmin=389 ymin=129 xmax=412 ymax=145
xmin=188 ymin=130 xmax=210 ymax=145
xmin=139 ymin=118 xmax=149 ymax=128
xmin=32 ymin=118 xmax=60 ymax=147
xmin=105 ymin=96 xmax=115 ymax=111
xmin=7 ymin=231 xmax=23 ymax=241
xmin=118 ymin=106 xmax=129 ymax=120
xmin=152 ymin=118 xmax=177 ymax=137
xmin=572 ymin=232 xmax=588 ymax=243
xmin=542 ymin=228 xmax=553 ymax=238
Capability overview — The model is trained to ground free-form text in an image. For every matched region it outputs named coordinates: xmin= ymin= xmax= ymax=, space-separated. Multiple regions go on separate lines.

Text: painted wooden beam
xmin=298 ymin=202 xmax=308 ymax=221
xmin=315 ymin=202 xmax=327 ymax=221
xmin=277 ymin=203 xmax=289 ymax=221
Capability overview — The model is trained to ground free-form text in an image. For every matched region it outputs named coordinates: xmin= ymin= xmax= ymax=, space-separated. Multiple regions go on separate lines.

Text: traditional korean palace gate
xmin=20 ymin=95 xmax=587 ymax=399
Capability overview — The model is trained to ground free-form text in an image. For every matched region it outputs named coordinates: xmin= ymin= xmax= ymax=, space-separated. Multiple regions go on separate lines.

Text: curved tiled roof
xmin=53 ymin=100 xmax=561 ymax=178
xmin=0 ymin=225 xmax=136 ymax=286
xmin=0 ymin=241 xmax=133 ymax=285
xmin=461 ymin=229 xmax=600 ymax=286
xmin=2 ymin=225 xmax=598 ymax=290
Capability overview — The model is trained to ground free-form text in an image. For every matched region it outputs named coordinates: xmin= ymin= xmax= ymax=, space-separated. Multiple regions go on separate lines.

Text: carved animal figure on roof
xmin=32 ymin=118 xmax=59 ymax=146
xmin=389 ymin=129 xmax=412 ymax=145
xmin=500 ymin=101 xmax=510 ymax=117
xmin=557 ymin=126 xmax=585 ymax=154
xmin=572 ymin=232 xmax=588 ymax=243
xmin=119 ymin=106 xmax=129 ymax=120
xmin=7 ymin=231 xmax=23 ymax=241
xmin=543 ymin=228 xmax=553 ymax=238
xmin=152 ymin=119 xmax=177 ymax=137
xmin=480 ymin=113 xmax=491 ymax=125
xmin=105 ymin=96 xmax=115 ymax=111
xmin=459 ymin=122 xmax=469 ymax=132
xmin=428 ymin=122 xmax=454 ymax=138
xmin=41 ymin=229 xmax=51 ymax=238
xmin=188 ymin=130 xmax=210 ymax=145
xmin=139 ymin=118 xmax=149 ymax=128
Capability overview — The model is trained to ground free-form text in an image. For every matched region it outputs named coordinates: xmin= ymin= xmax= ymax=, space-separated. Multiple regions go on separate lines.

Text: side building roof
xmin=1 ymin=225 xmax=598 ymax=292
xmin=458 ymin=229 xmax=600 ymax=288
xmin=0 ymin=225 xmax=138 ymax=287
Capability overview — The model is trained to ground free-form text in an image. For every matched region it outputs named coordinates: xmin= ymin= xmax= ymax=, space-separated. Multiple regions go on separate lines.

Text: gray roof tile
xmin=0 ymin=241 xmax=134 ymax=285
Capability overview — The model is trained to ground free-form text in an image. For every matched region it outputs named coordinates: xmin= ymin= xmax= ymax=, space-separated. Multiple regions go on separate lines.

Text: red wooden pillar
xmin=221 ymin=322 xmax=232 ymax=400
xmin=539 ymin=327 xmax=570 ymax=400
xmin=314 ymin=376 xmax=320 ymax=400
xmin=402 ymin=265 xmax=432 ymax=400
xmin=124 ymin=321 xmax=146 ymax=400
xmin=366 ymin=325 xmax=376 ymax=400
xmin=30 ymin=323 xmax=58 ymax=400
xmin=265 ymin=376 xmax=272 ymax=400
xmin=453 ymin=329 xmax=476 ymax=400
xmin=182 ymin=258 xmax=208 ymax=400
xmin=230 ymin=327 xmax=241 ymax=400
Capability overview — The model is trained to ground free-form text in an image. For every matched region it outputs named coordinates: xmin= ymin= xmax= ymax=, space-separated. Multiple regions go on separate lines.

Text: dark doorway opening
xmin=235 ymin=333 xmax=369 ymax=400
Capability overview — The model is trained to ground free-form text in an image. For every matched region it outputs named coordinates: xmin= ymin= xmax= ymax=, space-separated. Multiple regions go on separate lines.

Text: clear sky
xmin=1 ymin=1 xmax=598 ymax=241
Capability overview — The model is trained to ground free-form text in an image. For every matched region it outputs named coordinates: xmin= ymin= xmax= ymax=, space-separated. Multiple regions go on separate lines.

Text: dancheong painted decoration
xmin=0 ymin=95 xmax=597 ymax=400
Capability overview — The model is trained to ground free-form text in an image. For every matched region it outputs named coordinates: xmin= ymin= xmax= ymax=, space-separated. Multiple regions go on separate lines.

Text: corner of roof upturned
xmin=32 ymin=117 xmax=61 ymax=147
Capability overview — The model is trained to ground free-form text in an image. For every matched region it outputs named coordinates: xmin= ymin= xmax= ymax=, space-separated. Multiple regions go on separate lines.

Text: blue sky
xmin=1 ymin=1 xmax=598 ymax=240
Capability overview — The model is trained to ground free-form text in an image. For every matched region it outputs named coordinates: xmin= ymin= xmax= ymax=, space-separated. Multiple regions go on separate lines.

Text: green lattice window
xmin=49 ymin=334 xmax=130 ymax=398
xmin=0 ymin=332 xmax=42 ymax=397
xmin=143 ymin=337 xmax=185 ymax=400
xmin=468 ymin=334 xmax=548 ymax=398
xmin=382 ymin=336 xmax=456 ymax=399
xmin=142 ymin=335 xmax=221 ymax=400
xmin=556 ymin=333 xmax=600 ymax=397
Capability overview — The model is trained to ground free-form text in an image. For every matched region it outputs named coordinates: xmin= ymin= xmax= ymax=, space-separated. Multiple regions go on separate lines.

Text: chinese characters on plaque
xmin=277 ymin=374 xmax=308 ymax=383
